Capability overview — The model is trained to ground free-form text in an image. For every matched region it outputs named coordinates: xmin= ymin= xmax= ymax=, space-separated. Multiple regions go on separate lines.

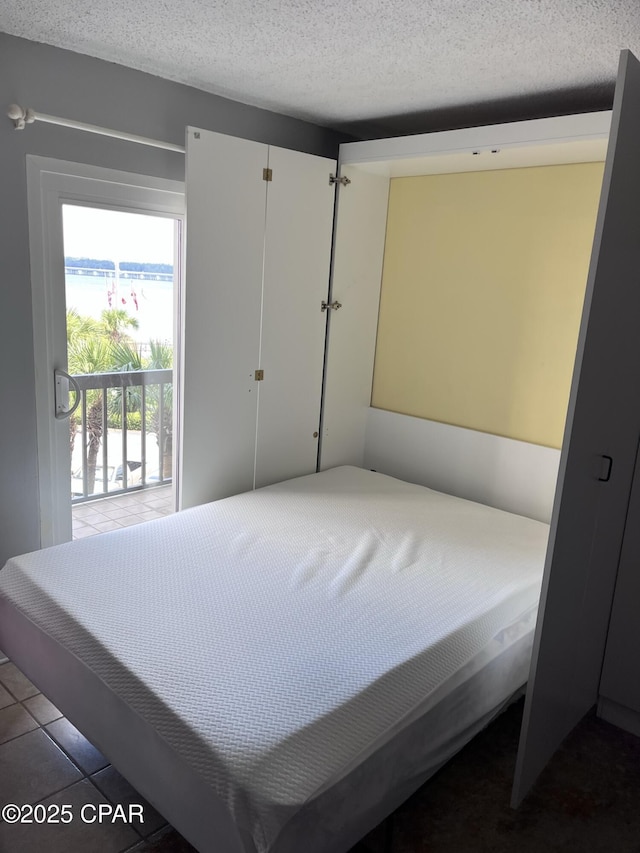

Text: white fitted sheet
xmin=0 ymin=466 xmax=548 ymax=852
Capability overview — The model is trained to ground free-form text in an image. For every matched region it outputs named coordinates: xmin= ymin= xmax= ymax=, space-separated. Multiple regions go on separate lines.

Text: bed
xmin=0 ymin=465 xmax=548 ymax=852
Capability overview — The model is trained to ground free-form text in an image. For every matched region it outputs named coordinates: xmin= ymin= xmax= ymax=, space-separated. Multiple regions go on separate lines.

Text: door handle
xmin=54 ymin=369 xmax=81 ymax=420
xmin=598 ymin=454 xmax=613 ymax=482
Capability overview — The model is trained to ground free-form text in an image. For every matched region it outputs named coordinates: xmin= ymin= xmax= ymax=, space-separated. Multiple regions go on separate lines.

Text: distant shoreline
xmin=65 ymin=267 xmax=173 ymax=283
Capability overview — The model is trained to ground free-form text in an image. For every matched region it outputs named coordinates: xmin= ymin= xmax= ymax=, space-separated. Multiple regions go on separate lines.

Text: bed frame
xmin=364 ymin=409 xmax=560 ymax=524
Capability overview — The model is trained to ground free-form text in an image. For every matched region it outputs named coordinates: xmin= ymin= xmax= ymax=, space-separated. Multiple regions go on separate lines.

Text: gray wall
xmin=0 ymin=33 xmax=349 ymax=565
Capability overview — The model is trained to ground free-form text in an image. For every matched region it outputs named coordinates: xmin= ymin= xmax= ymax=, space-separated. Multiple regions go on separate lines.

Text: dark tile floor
xmin=0 ymin=658 xmax=194 ymax=853
xmin=1 ymin=651 xmax=639 ymax=853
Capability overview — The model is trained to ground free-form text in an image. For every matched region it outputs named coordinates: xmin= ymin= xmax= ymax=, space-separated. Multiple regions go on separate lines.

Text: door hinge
xmin=321 ymin=300 xmax=342 ymax=312
xmin=263 ymin=167 xmax=272 ymax=182
xmin=255 ymin=369 xmax=264 ymax=381
xmin=329 ymin=174 xmax=350 ymax=187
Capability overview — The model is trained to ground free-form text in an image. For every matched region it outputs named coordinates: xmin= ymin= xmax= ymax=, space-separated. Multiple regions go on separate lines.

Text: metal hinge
xmin=329 ymin=174 xmax=351 ymax=187
xmin=321 ymin=300 xmax=342 ymax=312
xmin=263 ymin=167 xmax=272 ymax=182
xmin=255 ymin=369 xmax=264 ymax=381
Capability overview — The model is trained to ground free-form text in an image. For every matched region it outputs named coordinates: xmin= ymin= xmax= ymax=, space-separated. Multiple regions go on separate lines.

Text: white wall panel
xmin=255 ymin=146 xmax=336 ymax=488
xmin=364 ymin=409 xmax=560 ymax=523
xmin=340 ymin=112 xmax=611 ymax=170
xmin=181 ymin=128 xmax=267 ymax=508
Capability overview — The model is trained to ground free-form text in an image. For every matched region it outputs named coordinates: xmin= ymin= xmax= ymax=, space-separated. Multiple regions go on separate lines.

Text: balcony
xmin=72 ymin=484 xmax=173 ymax=539
xmin=70 ymin=367 xmax=174 ymax=537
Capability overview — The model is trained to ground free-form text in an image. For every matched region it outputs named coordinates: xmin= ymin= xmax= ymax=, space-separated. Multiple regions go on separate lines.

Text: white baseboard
xmin=363 ymin=408 xmax=560 ymax=523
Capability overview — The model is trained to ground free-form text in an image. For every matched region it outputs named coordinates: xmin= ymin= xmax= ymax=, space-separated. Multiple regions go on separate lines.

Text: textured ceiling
xmin=1 ymin=0 xmax=637 ymax=133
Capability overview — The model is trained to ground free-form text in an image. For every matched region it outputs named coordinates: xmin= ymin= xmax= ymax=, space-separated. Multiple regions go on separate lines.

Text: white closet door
xmin=181 ymin=128 xmax=267 ymax=508
xmin=254 ymin=146 xmax=336 ymax=488
xmin=319 ymin=167 xmax=390 ymax=470
xmin=513 ymin=49 xmax=640 ymax=804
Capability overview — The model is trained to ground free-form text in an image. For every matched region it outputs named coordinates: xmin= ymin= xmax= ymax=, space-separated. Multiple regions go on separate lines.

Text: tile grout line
xmin=1 ymin=665 xmax=164 ymax=848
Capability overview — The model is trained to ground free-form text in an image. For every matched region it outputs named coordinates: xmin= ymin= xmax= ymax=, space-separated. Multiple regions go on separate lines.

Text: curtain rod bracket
xmin=7 ymin=103 xmax=36 ymax=130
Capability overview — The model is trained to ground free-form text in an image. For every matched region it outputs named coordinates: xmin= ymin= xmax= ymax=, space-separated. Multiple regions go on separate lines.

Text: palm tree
xmin=67 ymin=309 xmax=141 ymax=494
xmin=107 ymin=341 xmax=144 ymax=426
xmin=100 ymin=308 xmax=139 ymax=343
xmin=66 ymin=309 xmax=101 ymax=456
xmin=67 ymin=310 xmax=174 ymax=492
xmin=66 ymin=309 xmax=100 ymax=341
xmin=67 ymin=337 xmax=113 ymax=494
xmin=142 ymin=341 xmax=173 ymax=478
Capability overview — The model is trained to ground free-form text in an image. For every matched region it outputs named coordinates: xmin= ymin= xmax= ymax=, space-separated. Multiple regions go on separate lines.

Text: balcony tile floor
xmin=72 ymin=485 xmax=174 ymax=539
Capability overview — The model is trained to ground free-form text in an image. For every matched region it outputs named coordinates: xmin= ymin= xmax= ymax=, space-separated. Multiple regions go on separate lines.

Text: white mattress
xmin=0 ymin=466 xmax=548 ymax=852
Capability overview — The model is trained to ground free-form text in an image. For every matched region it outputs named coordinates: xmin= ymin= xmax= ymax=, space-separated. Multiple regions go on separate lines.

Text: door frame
xmin=26 ymin=156 xmax=184 ymax=547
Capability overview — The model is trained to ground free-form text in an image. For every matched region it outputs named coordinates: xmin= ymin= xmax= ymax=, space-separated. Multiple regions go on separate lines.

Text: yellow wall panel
xmin=371 ymin=162 xmax=604 ymax=448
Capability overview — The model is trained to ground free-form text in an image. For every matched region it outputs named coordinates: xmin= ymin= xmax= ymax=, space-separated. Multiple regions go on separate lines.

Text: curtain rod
xmin=6 ymin=103 xmax=186 ymax=154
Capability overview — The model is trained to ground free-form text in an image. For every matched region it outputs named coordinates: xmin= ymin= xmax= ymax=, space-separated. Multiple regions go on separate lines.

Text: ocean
xmin=65 ymin=272 xmax=174 ymax=346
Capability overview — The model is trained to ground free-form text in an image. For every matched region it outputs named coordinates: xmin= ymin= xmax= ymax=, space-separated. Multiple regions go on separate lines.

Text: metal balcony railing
xmin=70 ymin=368 xmax=173 ymax=503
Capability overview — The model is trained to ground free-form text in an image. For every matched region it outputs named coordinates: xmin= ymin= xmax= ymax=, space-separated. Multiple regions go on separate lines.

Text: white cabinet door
xmin=512 ymin=49 xmax=640 ymax=804
xmin=255 ymin=145 xmax=336 ymax=489
xmin=182 ymin=129 xmax=267 ymax=508
xmin=319 ymin=166 xmax=390 ymax=470
xmin=183 ymin=130 xmax=337 ymax=505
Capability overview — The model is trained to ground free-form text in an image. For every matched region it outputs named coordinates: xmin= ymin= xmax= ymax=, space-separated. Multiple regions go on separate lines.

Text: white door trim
xmin=27 ymin=156 xmax=184 ymax=547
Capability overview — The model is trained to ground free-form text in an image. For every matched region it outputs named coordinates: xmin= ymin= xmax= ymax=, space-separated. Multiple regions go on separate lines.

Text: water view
xmin=65 ymin=262 xmax=174 ymax=346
